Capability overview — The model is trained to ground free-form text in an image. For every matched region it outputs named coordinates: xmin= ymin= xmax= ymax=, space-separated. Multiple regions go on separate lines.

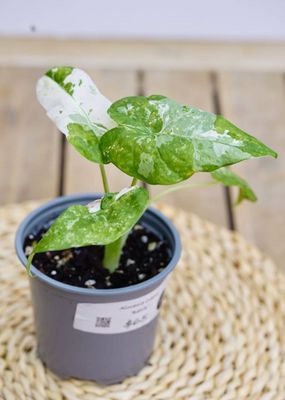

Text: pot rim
xmin=15 ymin=193 xmax=181 ymax=297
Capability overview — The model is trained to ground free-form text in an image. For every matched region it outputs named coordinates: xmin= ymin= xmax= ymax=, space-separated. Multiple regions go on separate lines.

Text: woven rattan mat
xmin=0 ymin=201 xmax=285 ymax=400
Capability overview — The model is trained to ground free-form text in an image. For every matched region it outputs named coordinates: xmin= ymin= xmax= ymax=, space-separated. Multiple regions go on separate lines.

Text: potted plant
xmin=15 ymin=67 xmax=277 ymax=384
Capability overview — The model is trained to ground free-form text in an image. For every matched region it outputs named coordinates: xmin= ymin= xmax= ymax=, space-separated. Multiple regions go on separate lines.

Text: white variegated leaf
xmin=101 ymin=95 xmax=277 ymax=184
xmin=26 ymin=186 xmax=149 ymax=273
xmin=36 ymin=66 xmax=115 ymax=136
xmin=36 ymin=67 xmax=116 ymax=163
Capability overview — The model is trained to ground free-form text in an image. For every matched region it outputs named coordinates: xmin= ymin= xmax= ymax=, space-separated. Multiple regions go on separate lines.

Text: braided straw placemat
xmin=0 ymin=200 xmax=285 ymax=400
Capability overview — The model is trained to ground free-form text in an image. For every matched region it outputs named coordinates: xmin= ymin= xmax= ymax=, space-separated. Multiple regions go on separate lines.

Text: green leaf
xmin=67 ymin=123 xmax=102 ymax=163
xmin=101 ymin=95 xmax=277 ymax=184
xmin=27 ymin=187 xmax=149 ymax=273
xmin=211 ymin=167 xmax=257 ymax=205
xmin=215 ymin=116 xmax=277 ymax=159
xmin=36 ymin=66 xmax=115 ymax=163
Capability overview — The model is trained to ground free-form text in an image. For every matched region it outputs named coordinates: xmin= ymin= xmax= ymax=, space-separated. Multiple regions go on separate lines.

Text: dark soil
xmin=24 ymin=222 xmax=171 ymax=289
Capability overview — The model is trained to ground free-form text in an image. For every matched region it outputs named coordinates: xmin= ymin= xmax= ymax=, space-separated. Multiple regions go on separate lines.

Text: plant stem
xmin=151 ymin=181 xmax=218 ymax=203
xmin=103 ymin=234 xmax=127 ymax=273
xmin=99 ymin=164 xmax=109 ymax=193
xmin=131 ymin=177 xmax=138 ymax=186
xmin=27 ymin=251 xmax=35 ymax=277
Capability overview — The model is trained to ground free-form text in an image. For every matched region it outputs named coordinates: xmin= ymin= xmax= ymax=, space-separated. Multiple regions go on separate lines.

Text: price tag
xmin=73 ymin=282 xmax=165 ymax=334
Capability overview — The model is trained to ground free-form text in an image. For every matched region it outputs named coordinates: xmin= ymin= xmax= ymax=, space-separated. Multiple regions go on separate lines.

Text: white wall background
xmin=1 ymin=0 xmax=285 ymax=41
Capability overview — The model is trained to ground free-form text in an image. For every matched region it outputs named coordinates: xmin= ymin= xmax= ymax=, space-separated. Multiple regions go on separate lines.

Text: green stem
xmin=151 ymin=181 xmax=218 ymax=203
xmin=103 ymin=234 xmax=128 ymax=273
xmin=131 ymin=177 xmax=138 ymax=186
xmin=99 ymin=164 xmax=109 ymax=193
xmin=27 ymin=251 xmax=35 ymax=277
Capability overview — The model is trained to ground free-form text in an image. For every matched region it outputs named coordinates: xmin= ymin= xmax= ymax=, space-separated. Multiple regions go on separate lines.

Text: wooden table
xmin=0 ymin=39 xmax=284 ymax=268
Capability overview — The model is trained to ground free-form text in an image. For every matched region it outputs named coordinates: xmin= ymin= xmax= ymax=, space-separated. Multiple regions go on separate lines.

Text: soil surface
xmin=24 ymin=222 xmax=171 ymax=289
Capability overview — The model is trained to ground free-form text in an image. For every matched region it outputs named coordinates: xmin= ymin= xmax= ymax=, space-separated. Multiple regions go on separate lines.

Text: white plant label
xmin=73 ymin=282 xmax=166 ymax=334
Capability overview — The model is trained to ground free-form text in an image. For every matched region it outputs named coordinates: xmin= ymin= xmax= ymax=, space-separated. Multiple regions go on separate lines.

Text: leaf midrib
xmin=117 ymin=121 xmax=251 ymax=153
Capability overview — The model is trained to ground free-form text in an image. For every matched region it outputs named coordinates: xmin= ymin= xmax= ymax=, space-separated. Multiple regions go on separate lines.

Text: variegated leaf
xmin=36 ymin=66 xmax=115 ymax=163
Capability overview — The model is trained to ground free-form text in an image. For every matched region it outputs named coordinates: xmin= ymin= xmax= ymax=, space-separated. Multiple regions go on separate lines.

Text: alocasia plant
xmin=27 ymin=66 xmax=277 ymax=275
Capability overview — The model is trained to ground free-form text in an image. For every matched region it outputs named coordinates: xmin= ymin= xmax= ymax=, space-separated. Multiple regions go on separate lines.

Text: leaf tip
xmin=272 ymin=150 xmax=278 ymax=159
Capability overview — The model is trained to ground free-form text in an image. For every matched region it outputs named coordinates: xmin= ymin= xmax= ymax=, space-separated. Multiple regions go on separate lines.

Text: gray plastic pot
xmin=15 ymin=193 xmax=181 ymax=384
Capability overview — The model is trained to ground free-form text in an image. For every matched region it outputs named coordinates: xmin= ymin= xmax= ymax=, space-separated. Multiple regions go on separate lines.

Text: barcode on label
xmin=95 ymin=317 xmax=111 ymax=328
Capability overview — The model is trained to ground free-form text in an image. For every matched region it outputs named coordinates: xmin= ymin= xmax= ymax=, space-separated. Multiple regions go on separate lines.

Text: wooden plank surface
xmin=0 ymin=67 xmax=60 ymax=204
xmin=64 ymin=69 xmax=138 ymax=195
xmin=1 ymin=39 xmax=285 ymax=72
xmin=143 ymin=70 xmax=228 ymax=227
xmin=217 ymin=72 xmax=285 ymax=266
